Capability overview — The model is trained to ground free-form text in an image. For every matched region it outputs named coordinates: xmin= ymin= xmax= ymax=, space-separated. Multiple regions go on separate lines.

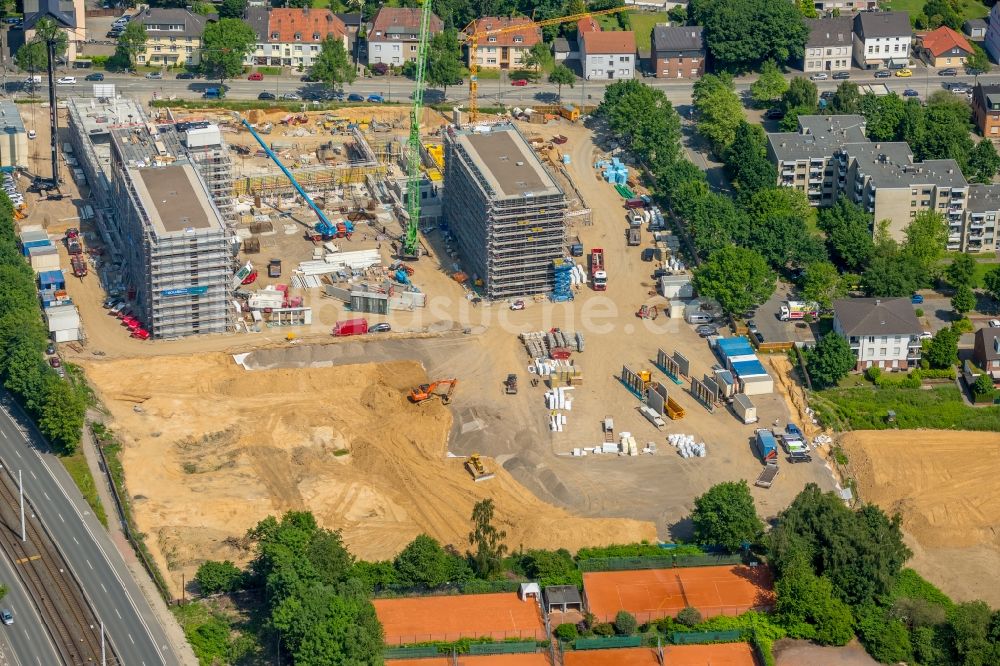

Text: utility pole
xmin=46 ymin=38 xmax=60 ymax=184
xmin=101 ymin=620 xmax=106 ymax=666
xmin=18 ymin=469 xmax=24 ymax=542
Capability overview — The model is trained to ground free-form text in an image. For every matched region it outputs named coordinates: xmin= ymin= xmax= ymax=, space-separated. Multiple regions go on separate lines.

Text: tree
xmin=925 ymin=326 xmax=960 ymax=368
xmin=191 ymin=1 xmax=215 ymax=14
xmin=985 ymin=265 xmax=1000 ymax=302
xmin=394 ymin=534 xmax=450 ymax=588
xmin=554 ymin=623 xmax=578 ymax=641
xmin=725 ymin=121 xmax=776 ymax=200
xmin=860 ymin=92 xmax=906 ymax=142
xmin=667 ymin=5 xmax=687 ymax=23
xmin=599 ymin=80 xmax=681 ymax=169
xmin=830 ymin=82 xmax=861 ymax=114
xmin=693 ymin=246 xmax=776 ymax=315
xmin=746 ymin=213 xmax=824 ymax=268
xmin=946 ymin=253 xmax=977 ymax=288
xmin=517 ymin=549 xmax=580 ymax=587
xmin=966 ymin=43 xmax=991 ymax=73
xmin=801 ymin=261 xmax=846 ymax=310
xmin=310 ymin=35 xmax=355 ymax=91
xmin=219 ymin=0 xmax=247 ymax=19
xmin=855 ymin=604 xmax=914 ymax=663
xmin=749 ymin=60 xmax=788 ymax=107
xmin=31 ymin=18 xmax=68 ymax=58
xmin=426 ymin=30 xmax=464 ymax=98
xmin=200 ymin=18 xmax=257 ymax=86
xmin=806 ymin=333 xmax=856 ymax=389
xmin=923 ymin=0 xmax=961 ymax=30
xmin=947 ymin=601 xmax=995 ymax=665
xmin=903 ymin=210 xmax=948 ymax=282
xmin=468 ymin=498 xmax=507 ymax=578
xmin=687 ymin=192 xmax=742 ymax=258
xmin=691 ymin=481 xmax=763 ymax=553
xmin=694 ymin=0 xmax=808 ymax=72
xmin=114 ymin=21 xmax=148 ymax=71
xmin=548 ymin=64 xmax=575 ymax=102
xmin=911 ymin=91 xmax=973 ymax=168
xmin=973 ymin=372 xmax=995 ymax=401
xmin=818 ymin=196 xmax=875 ymax=271
xmin=614 ymin=611 xmax=638 ymax=636
xmin=782 ymin=76 xmax=817 ymax=111
xmin=951 ymin=284 xmax=976 ymax=315
xmin=14 ymin=41 xmax=47 ymax=75
xmin=195 ymin=560 xmax=242 ymax=595
xmin=968 ymin=139 xmax=1000 ymax=184
xmin=520 ymin=41 xmax=551 ymax=74
xmin=775 ymin=553 xmax=855 ymax=645
xmin=677 ymin=606 xmax=702 ymax=627
xmin=692 ymin=73 xmax=743 ymax=152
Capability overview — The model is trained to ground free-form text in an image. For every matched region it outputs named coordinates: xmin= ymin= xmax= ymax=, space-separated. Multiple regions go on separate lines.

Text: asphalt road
xmin=5 ymin=66 xmax=997 ymax=107
xmin=0 ymin=395 xmax=176 ymax=666
xmin=0 ymin=546 xmax=61 ymax=666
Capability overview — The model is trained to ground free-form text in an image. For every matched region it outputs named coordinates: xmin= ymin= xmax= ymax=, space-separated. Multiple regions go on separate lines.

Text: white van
xmin=24 ymin=75 xmax=41 ymax=85
xmin=686 ymin=312 xmax=713 ymax=325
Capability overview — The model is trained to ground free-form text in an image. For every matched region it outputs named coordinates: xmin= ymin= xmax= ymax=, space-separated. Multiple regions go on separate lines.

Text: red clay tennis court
xmin=374 ymin=593 xmax=545 ymax=644
xmin=386 ymin=655 xmax=550 ymax=666
xmin=583 ymin=565 xmax=774 ymax=622
xmin=564 ymin=643 xmax=757 ymax=666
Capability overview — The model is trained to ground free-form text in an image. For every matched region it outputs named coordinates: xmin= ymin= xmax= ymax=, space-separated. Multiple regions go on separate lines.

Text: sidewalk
xmin=80 ymin=412 xmax=198 ymax=666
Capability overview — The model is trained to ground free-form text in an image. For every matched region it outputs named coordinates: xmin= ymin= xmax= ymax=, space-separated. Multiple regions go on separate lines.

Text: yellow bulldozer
xmin=465 ymin=453 xmax=495 ymax=482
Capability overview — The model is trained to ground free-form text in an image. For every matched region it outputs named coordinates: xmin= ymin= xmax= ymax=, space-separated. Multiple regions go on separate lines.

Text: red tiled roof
xmin=371 ymin=7 xmax=444 ymax=41
xmin=267 ymin=8 xmax=345 ymax=43
xmin=921 ymin=25 xmax=973 ymax=57
xmin=472 ymin=17 xmax=541 ymax=48
xmin=582 ymin=29 xmax=636 ymax=55
xmin=577 ymin=17 xmax=600 ymax=34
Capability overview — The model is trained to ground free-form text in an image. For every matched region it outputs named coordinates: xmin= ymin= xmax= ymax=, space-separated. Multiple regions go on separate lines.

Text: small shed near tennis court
xmin=544 ymin=585 xmax=584 ymax=614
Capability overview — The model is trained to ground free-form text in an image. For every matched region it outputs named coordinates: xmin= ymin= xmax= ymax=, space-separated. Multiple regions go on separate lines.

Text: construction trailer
xmin=442 ymin=123 xmax=568 ymax=300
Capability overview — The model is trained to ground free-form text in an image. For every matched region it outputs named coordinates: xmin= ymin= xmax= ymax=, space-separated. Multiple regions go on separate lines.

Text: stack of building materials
xmin=619 ymin=432 xmax=638 ymax=456
xmin=551 ymin=258 xmax=574 ymax=302
xmin=668 ymin=433 xmax=707 ymax=458
xmin=595 ymin=157 xmax=629 ymax=184
xmin=715 ymin=336 xmax=774 ymax=395
xmin=296 ymin=249 xmax=382 ymax=277
xmin=520 ymin=329 xmax=584 ymax=357
xmin=544 ymin=386 xmax=573 ymax=432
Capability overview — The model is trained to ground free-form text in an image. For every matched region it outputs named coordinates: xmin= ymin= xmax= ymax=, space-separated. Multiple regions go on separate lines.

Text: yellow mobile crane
xmin=460 ymin=6 xmax=629 ymax=123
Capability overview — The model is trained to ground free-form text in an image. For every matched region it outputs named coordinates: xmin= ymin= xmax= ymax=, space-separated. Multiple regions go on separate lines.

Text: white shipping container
xmin=52 ymin=328 xmax=80 ymax=342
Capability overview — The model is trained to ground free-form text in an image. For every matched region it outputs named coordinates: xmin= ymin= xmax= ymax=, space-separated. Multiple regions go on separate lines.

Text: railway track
xmin=0 ymin=461 xmax=118 ymax=665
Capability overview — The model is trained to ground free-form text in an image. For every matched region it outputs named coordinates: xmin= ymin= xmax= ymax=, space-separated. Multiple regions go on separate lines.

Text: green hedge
xmin=864 ymin=367 xmax=956 ymax=389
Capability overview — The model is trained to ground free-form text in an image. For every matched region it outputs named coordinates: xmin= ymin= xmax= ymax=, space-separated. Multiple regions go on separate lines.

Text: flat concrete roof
xmin=134 ymin=163 xmax=220 ymax=235
xmin=0 ymin=100 xmax=25 ymax=134
xmin=457 ymin=125 xmax=559 ymax=199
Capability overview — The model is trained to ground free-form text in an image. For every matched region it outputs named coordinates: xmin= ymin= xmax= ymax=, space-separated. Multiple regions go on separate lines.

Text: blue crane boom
xmin=239 ymin=117 xmax=344 ymax=238
xmin=400 ymin=0 xmax=434 ymax=260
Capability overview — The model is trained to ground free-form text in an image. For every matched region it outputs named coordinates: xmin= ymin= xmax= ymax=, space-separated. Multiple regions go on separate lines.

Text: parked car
xmin=323 ymin=90 xmax=345 ymax=101
xmin=248 ymin=72 xmax=263 ymax=81
xmin=56 ymin=76 xmax=76 ymax=84
xmin=257 ymin=91 xmax=276 ymax=100
xmin=49 ymin=357 xmax=60 ymax=368
xmin=300 ymin=73 xmax=318 ymax=82
xmin=894 ymin=68 xmax=912 ymax=77
xmin=46 ymin=343 xmax=55 ymax=355
xmin=511 ymin=79 xmax=528 ymax=86
xmin=903 ymin=88 xmax=919 ymax=97
xmin=696 ymin=324 xmax=717 ymax=337
xmin=510 ymin=300 xmax=525 ymax=311
xmin=948 ymin=82 xmax=971 ymax=94
xmin=280 ymin=92 xmax=301 ymax=100
xmin=26 ymin=130 xmax=36 ymax=140
xmin=765 ymin=108 xmax=785 ymax=120
xmin=366 ymin=94 xmax=384 ymax=103
xmin=874 ymin=70 xmax=891 ymax=78
xmin=919 ymin=331 xmax=933 ymax=340
xmin=176 ymin=72 xmax=195 ymax=79
xmin=1 ymin=610 xmax=12 ymax=626
xmin=348 ymin=93 xmax=364 ymax=102
xmin=938 ymin=68 xmax=958 ymax=76
xmin=820 ymin=90 xmax=835 ymax=100
xmin=369 ymin=322 xmax=392 ymax=333
xmin=989 ymin=319 xmax=1000 ymax=328
xmin=911 ymin=293 xmax=924 ymax=304
xmin=966 ymin=67 xmax=986 ymax=76
xmin=752 ymin=330 xmax=765 ymax=344
xmin=832 ymin=71 xmax=850 ymax=80
xmin=145 ymin=72 xmax=162 ymax=80
xmin=809 ymin=72 xmax=829 ymax=81
xmin=641 ymin=248 xmax=655 ymax=262
xmin=84 ymin=72 xmax=104 ymax=81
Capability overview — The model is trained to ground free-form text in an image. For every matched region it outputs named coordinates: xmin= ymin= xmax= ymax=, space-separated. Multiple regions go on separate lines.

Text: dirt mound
xmin=80 ymin=354 xmax=654 ymax=596
xmin=841 ymin=430 xmax=1000 ymax=605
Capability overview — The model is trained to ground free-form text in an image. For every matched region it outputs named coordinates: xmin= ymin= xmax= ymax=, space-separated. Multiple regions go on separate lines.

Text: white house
xmin=577 ymin=17 xmax=635 ymax=81
xmin=367 ymin=6 xmax=443 ymax=66
xmin=245 ymin=7 xmax=347 ymax=70
xmin=833 ymin=298 xmax=922 ymax=371
xmin=853 ymin=11 xmax=912 ymax=70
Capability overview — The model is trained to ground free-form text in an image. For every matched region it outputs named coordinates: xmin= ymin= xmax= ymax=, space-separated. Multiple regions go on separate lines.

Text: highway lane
xmin=0 ymin=545 xmax=61 ymax=666
xmin=0 ymin=395 xmax=177 ymax=666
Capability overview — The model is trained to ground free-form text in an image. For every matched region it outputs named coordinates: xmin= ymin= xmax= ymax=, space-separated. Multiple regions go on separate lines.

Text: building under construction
xmin=179 ymin=125 xmax=236 ymax=225
xmin=442 ymin=123 xmax=567 ymax=300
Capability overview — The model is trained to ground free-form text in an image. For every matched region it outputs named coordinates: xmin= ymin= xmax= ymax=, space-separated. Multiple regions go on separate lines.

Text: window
xmin=186 ymin=46 xmax=192 ymax=53
xmin=313 ymin=33 xmax=320 ymax=40
xmin=488 ymin=36 xmax=497 ymax=42
xmin=294 ymin=32 xmax=301 ymax=40
xmin=311 ymin=45 xmax=318 ymax=51
xmin=912 ymin=200 xmax=917 ymax=207
xmin=868 ymin=45 xmax=874 ymax=53
xmin=880 ymin=348 xmax=887 ymax=356
xmin=619 ymin=56 xmax=628 ymax=62
xmin=154 ymin=45 xmax=161 ymax=52
xmin=868 ymin=336 xmax=875 ymax=343
xmin=271 ymin=32 xmax=279 ymax=39
xmin=513 ymin=36 xmax=522 ymax=43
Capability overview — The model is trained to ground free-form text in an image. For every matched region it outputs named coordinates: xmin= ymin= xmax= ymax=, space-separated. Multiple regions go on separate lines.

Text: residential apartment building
xmin=246 ymin=8 xmax=347 ymax=69
xmin=973 ymin=83 xmax=1000 ymax=139
xmin=367 ymin=6 xmax=443 ymax=66
xmin=650 ymin=25 xmax=704 ymax=79
xmin=853 ymin=11 xmax=912 ymax=69
xmin=468 ymin=17 xmax=541 ymax=69
xmin=766 ymin=115 xmax=976 ymax=252
xmin=577 ymin=18 xmax=635 ymax=80
xmin=802 ymin=17 xmax=853 ymax=73
xmin=812 ymin=0 xmax=877 ymax=14
xmin=833 ymin=298 xmax=922 ymax=371
xmin=136 ymin=8 xmax=211 ymax=68
xmin=918 ymin=25 xmax=974 ymax=68
xmin=22 ymin=0 xmax=85 ymax=61
xmin=985 ymin=3 xmax=1000 ymax=62
xmin=964 ymin=183 xmax=1000 ymax=252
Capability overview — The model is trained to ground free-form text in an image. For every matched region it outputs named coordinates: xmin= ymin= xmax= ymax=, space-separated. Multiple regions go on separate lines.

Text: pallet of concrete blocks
xmin=544 ymin=386 xmax=574 ymax=411
xmin=813 ymin=434 xmax=832 ymax=447
xmin=550 ymin=365 xmax=583 ymax=388
xmin=619 ymin=432 xmax=638 ymax=456
xmin=668 ymin=434 xmax=707 ymax=459
xmin=520 ymin=331 xmax=548 ymax=358
xmin=549 ymin=412 xmax=567 ymax=432
xmin=575 ymin=331 xmax=585 ymax=353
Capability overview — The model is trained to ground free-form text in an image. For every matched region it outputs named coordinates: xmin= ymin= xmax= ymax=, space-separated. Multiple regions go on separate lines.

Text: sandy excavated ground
xmin=842 ymin=430 xmax=1000 ymax=606
xmin=81 ymin=354 xmax=655 ymax=596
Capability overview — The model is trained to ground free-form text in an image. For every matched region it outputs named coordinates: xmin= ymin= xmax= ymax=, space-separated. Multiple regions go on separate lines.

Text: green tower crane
xmin=400 ymin=0 xmax=434 ymax=260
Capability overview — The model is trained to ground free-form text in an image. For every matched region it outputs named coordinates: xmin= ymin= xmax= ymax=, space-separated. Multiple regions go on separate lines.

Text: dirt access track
xmin=81 ymin=352 xmax=653 ymax=597
xmin=842 ymin=430 xmax=1000 ymax=606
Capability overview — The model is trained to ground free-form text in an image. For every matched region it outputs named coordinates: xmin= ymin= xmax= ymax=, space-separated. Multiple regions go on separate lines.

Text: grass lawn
xmin=941 ymin=254 xmax=999 ymax=288
xmin=814 ymin=384 xmax=1000 ymax=430
xmin=60 ymin=451 xmax=107 ymax=528
xmin=885 ymin=0 xmax=988 ymax=20
xmin=597 ymin=12 xmax=668 ymax=51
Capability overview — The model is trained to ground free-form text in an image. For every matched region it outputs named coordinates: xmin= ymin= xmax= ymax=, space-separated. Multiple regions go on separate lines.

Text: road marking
xmin=129 ymin=633 xmax=135 ymax=645
xmin=14 ymin=555 xmax=40 ymax=564
xmin=72 ymin=537 xmax=78 ymax=545
xmin=101 ymin=583 xmax=107 ymax=593
xmin=21 ymin=630 xmax=27 ymax=641
xmin=114 ymin=608 xmax=121 ymax=619
xmin=0 ymin=430 xmax=6 ymax=439
xmin=42 ymin=493 xmax=49 ymax=501
xmin=86 ymin=559 xmax=93 ymax=570
xmin=12 ymin=450 xmax=19 ymax=459
xmin=27 ymin=472 xmax=34 ymax=481
xmin=57 ymin=513 xmax=64 ymax=523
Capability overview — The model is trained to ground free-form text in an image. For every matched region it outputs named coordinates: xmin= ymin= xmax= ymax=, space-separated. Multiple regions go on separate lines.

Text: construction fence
xmin=383 ymin=629 xmax=548 ymax=646
xmin=577 ymin=552 xmax=744 ymax=572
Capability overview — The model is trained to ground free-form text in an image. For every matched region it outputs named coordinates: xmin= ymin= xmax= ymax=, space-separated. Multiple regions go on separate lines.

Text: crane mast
xmin=401 ymin=0 xmax=434 ymax=260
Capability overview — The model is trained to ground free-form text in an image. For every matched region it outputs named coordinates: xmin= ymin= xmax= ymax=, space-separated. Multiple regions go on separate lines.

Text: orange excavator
xmin=408 ymin=378 xmax=458 ymax=405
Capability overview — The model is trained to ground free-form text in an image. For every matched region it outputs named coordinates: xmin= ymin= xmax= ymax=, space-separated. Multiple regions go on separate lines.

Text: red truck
xmin=589 ymin=248 xmax=607 ymax=291
xmin=333 ymin=318 xmax=368 ymax=336
xmin=70 ymin=255 xmax=87 ymax=277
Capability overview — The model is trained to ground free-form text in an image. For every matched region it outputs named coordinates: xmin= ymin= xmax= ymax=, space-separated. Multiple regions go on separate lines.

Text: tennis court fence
xmin=577 ymin=552 xmax=744 ymax=572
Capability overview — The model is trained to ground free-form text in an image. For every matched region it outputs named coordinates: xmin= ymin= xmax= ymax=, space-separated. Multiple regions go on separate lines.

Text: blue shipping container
xmin=22 ymin=239 xmax=52 ymax=256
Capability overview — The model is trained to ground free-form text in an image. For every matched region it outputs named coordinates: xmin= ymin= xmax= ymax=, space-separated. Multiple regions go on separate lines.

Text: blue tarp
xmin=730 ymin=359 xmax=768 ymax=378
